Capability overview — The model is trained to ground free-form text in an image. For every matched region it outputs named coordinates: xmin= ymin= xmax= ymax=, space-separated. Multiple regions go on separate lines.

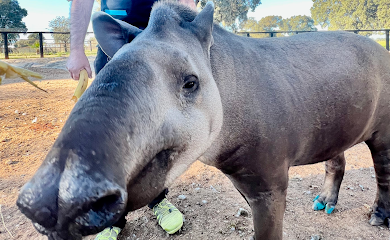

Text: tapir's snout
xmin=17 ymin=159 xmax=128 ymax=239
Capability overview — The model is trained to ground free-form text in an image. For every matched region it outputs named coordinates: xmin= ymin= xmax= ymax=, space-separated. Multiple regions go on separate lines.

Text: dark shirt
xmin=101 ymin=0 xmax=157 ymax=29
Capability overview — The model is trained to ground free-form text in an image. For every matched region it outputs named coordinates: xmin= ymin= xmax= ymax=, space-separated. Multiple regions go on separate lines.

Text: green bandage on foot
xmin=153 ymin=198 xmax=183 ymax=234
xmin=94 ymin=226 xmax=121 ymax=240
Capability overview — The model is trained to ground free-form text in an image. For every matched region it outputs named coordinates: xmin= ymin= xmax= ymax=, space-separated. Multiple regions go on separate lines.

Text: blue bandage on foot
xmin=325 ymin=204 xmax=335 ymax=214
xmin=313 ymin=200 xmax=325 ymax=211
xmin=313 ymin=195 xmax=320 ymax=202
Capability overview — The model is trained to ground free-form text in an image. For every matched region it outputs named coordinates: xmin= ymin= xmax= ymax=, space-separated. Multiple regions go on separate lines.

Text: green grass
xmin=377 ymin=40 xmax=387 ymax=48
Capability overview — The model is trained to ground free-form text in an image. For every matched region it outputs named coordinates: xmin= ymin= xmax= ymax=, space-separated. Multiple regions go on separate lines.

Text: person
xmin=66 ymin=1 xmax=197 ymax=239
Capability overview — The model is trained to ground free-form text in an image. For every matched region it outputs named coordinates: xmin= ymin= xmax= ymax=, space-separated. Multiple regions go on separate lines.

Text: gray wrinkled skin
xmin=17 ymin=1 xmax=390 ymax=240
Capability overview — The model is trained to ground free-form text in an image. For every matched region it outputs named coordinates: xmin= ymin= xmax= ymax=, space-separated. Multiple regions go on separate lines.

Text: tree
xmin=311 ymin=0 xmax=390 ymax=30
xmin=257 ymin=15 xmax=283 ymax=31
xmin=240 ymin=17 xmax=262 ymax=31
xmin=48 ymin=16 xmax=70 ymax=52
xmin=27 ymin=33 xmax=41 ymax=42
xmin=240 ymin=14 xmax=317 ymax=38
xmin=280 ymin=15 xmax=317 ymax=33
xmin=376 ymin=1 xmax=390 ymax=28
xmin=14 ymin=33 xmax=44 ymax=48
xmin=0 ymin=0 xmax=28 ymax=47
xmin=198 ymin=0 xmax=262 ymax=32
xmin=14 ymin=39 xmax=29 ymax=48
xmin=240 ymin=16 xmax=283 ymax=38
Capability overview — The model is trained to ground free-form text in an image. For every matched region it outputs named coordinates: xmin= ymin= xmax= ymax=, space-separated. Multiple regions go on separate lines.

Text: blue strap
xmin=105 ymin=10 xmax=127 ymax=16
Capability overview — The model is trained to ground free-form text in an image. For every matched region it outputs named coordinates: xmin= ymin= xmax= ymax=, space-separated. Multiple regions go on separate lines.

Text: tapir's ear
xmin=92 ymin=11 xmax=142 ymax=58
xmin=191 ymin=1 xmax=214 ymax=49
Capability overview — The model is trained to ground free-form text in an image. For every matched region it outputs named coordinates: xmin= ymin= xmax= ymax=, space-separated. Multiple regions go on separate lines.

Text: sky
xmin=18 ymin=0 xmax=72 ymax=32
xmin=248 ymin=0 xmax=313 ymax=20
xmin=16 ymin=0 xmax=314 ymax=32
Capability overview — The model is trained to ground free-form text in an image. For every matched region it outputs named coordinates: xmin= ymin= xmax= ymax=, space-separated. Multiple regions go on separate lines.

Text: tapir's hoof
xmin=313 ymin=201 xmax=325 ymax=211
xmin=369 ymin=206 xmax=390 ymax=227
xmin=325 ymin=203 xmax=335 ymax=214
xmin=369 ymin=214 xmax=384 ymax=226
xmin=312 ymin=195 xmax=336 ymax=214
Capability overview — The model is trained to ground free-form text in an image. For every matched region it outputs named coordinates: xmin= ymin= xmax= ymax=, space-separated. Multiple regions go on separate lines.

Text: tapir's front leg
xmin=224 ymin=164 xmax=289 ymax=240
xmin=248 ymin=188 xmax=287 ymax=239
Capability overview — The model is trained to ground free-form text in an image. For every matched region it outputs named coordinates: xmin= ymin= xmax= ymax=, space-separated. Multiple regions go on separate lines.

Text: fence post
xmin=90 ymin=41 xmax=92 ymax=51
xmin=39 ymin=32 xmax=44 ymax=58
xmin=269 ymin=32 xmax=275 ymax=37
xmin=2 ymin=32 xmax=9 ymax=59
xmin=386 ymin=30 xmax=389 ymax=51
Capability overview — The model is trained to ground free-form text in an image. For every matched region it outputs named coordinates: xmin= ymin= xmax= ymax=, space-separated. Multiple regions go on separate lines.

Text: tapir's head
xmin=17 ymin=2 xmax=222 ymax=239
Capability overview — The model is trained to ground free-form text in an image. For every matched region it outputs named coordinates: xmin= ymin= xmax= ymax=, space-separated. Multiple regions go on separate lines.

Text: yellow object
xmin=71 ymin=69 xmax=89 ymax=102
xmin=0 ymin=60 xmax=46 ymax=92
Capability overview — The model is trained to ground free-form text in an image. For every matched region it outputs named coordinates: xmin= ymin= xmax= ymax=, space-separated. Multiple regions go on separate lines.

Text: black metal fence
xmin=0 ymin=31 xmax=95 ymax=59
xmin=237 ymin=29 xmax=390 ymax=51
xmin=1 ymin=29 xmax=389 ymax=59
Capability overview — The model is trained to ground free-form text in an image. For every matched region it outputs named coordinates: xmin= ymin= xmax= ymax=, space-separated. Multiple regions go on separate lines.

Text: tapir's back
xmin=208 ymin=28 xmax=390 ymax=166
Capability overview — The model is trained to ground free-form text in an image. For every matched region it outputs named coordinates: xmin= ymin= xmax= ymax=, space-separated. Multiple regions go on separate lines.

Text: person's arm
xmin=179 ymin=0 xmax=197 ymax=10
xmin=66 ymin=0 xmax=95 ymax=80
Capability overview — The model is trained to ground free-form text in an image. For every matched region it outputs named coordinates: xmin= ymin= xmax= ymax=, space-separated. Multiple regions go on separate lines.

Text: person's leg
xmin=94 ymin=46 xmax=109 ymax=75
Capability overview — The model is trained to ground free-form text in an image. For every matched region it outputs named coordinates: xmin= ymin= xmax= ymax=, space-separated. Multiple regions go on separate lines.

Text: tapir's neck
xmin=201 ymin=26 xmax=253 ymax=167
xmin=203 ymin=25 xmax=277 ymax=170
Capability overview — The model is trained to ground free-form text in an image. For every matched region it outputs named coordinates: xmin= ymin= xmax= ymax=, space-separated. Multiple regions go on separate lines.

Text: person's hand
xmin=66 ymin=50 xmax=92 ymax=80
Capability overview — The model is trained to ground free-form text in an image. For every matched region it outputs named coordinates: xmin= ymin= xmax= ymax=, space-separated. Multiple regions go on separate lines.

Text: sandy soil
xmin=0 ymin=58 xmax=389 ymax=240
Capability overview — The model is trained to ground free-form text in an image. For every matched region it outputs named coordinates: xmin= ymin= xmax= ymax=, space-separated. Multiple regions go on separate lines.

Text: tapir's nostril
xmin=71 ymin=187 xmax=127 ymax=234
xmin=17 ymin=178 xmax=59 ymax=231
xmin=91 ymin=193 xmax=122 ymax=213
xmin=34 ymin=207 xmax=54 ymax=225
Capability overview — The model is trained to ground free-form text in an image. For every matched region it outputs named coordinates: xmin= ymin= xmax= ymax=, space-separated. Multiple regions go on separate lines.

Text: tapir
xmin=17 ymin=1 xmax=390 ymax=239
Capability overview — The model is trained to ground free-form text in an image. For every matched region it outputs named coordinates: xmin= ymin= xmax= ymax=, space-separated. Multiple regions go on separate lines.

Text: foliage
xmin=257 ymin=16 xmax=283 ymax=31
xmin=311 ymin=0 xmax=390 ymax=31
xmin=14 ymin=33 xmax=45 ymax=48
xmin=376 ymin=1 xmax=390 ymax=28
xmin=240 ymin=17 xmax=262 ymax=31
xmin=28 ymin=33 xmax=41 ymax=41
xmin=198 ymin=0 xmax=262 ymax=32
xmin=13 ymin=39 xmax=30 ymax=48
xmin=240 ymin=15 xmax=316 ymax=38
xmin=280 ymin=15 xmax=317 ymax=34
xmin=0 ymin=0 xmax=28 ymax=47
xmin=48 ymin=16 xmax=70 ymax=52
xmin=240 ymin=16 xmax=284 ymax=38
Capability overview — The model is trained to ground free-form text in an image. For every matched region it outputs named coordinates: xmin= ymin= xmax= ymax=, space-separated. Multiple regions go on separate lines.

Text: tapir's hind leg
xmin=366 ymin=132 xmax=390 ymax=226
xmin=313 ymin=153 xmax=346 ymax=214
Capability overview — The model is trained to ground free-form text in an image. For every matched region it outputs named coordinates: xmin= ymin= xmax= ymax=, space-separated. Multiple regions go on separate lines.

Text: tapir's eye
xmin=184 ymin=81 xmax=195 ymax=89
xmin=182 ymin=75 xmax=199 ymax=93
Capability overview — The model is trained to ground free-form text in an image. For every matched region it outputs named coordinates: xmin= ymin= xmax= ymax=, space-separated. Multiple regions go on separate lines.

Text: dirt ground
xmin=0 ymin=58 xmax=389 ymax=240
